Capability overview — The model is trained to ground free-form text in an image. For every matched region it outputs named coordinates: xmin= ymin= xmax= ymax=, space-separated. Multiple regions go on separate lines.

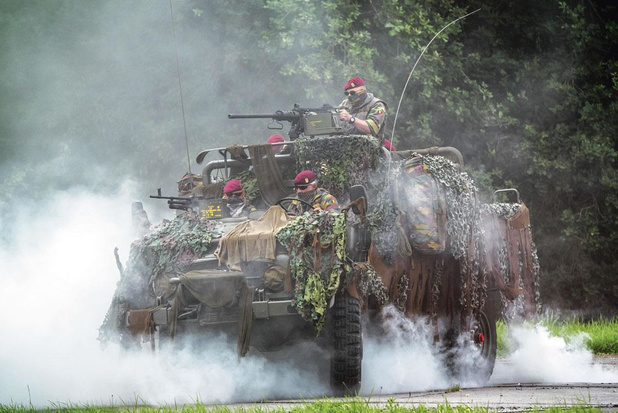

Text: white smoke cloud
xmin=0 ymin=185 xmax=332 ymax=408
xmin=496 ymin=324 xmax=617 ymax=384
xmin=360 ymin=307 xmax=450 ymax=395
xmin=1 ymin=186 xmax=615 ymax=408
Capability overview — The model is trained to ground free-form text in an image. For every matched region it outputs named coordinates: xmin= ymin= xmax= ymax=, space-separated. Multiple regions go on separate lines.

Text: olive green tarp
xmin=179 ymin=270 xmax=245 ymax=308
xmin=248 ymin=144 xmax=290 ymax=206
xmin=215 ymin=206 xmax=293 ymax=270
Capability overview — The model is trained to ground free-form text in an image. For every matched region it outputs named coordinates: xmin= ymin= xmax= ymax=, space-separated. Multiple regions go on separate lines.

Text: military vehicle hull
xmin=101 ymin=136 xmax=538 ymax=395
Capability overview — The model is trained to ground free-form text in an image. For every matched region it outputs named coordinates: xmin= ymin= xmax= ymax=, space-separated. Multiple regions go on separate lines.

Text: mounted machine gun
xmin=228 ymin=103 xmax=345 ymax=140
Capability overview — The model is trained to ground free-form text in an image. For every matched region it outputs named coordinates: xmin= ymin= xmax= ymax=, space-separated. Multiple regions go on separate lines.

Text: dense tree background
xmin=1 ymin=0 xmax=616 ymax=314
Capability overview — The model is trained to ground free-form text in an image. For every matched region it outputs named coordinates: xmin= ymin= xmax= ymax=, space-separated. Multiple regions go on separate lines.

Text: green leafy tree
xmin=1 ymin=0 xmax=616 ymax=313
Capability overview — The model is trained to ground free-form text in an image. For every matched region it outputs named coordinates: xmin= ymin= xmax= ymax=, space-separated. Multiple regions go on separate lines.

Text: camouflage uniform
xmin=227 ymin=199 xmax=257 ymax=218
xmin=340 ymin=93 xmax=387 ymax=138
xmin=289 ymin=188 xmax=340 ymax=215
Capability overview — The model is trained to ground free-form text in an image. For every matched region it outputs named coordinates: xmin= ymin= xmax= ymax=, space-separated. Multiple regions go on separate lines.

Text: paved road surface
xmin=235 ymin=357 xmax=618 ymax=411
xmin=374 ymin=357 xmax=618 ymax=410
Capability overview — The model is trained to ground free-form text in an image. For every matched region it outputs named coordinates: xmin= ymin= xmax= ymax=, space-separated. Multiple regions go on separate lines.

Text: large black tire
xmin=468 ymin=309 xmax=498 ymax=384
xmin=468 ymin=289 xmax=500 ymax=384
xmin=442 ymin=309 xmax=497 ymax=386
xmin=330 ymin=292 xmax=362 ymax=395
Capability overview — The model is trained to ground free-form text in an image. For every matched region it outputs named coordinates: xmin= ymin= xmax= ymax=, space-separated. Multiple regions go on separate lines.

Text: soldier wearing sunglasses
xmin=289 ymin=170 xmax=340 ymax=215
xmin=223 ymin=179 xmax=256 ymax=218
xmin=338 ymin=77 xmax=387 ymax=138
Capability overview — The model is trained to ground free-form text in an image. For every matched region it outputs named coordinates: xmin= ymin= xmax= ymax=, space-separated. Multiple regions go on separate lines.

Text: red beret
xmin=383 ymin=139 xmax=396 ymax=151
xmin=267 ymin=134 xmax=285 ymax=144
xmin=344 ymin=77 xmax=365 ymax=91
xmin=294 ymin=170 xmax=316 ymax=185
xmin=223 ymin=179 xmax=242 ymax=194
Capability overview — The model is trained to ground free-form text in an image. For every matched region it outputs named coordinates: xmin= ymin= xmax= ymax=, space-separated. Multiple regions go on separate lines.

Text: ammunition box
xmin=302 ymin=112 xmax=345 ymax=136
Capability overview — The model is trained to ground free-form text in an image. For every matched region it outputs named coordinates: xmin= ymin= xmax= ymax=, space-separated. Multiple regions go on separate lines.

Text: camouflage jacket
xmin=340 ymin=92 xmax=387 ymax=138
xmin=227 ymin=200 xmax=257 ymax=218
xmin=289 ymin=188 xmax=340 ymax=215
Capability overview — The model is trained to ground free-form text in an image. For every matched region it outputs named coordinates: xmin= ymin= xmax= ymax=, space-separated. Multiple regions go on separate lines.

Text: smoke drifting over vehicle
xmin=361 ymin=308 xmax=451 ymax=393
xmin=1 ymin=188 xmax=615 ymax=408
xmin=1 ymin=1 xmax=616 ymax=408
xmin=0 ymin=188 xmax=330 ymax=407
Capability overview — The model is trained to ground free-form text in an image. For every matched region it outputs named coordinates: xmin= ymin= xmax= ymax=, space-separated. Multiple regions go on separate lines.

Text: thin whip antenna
xmin=169 ymin=0 xmax=192 ymax=173
xmin=389 ymin=9 xmax=480 ymax=151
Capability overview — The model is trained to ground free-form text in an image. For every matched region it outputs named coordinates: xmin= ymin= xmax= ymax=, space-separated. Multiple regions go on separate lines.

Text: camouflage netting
xmin=295 ymin=135 xmax=381 ymax=199
xmin=365 ymin=159 xmax=401 ymax=266
xmin=354 ymin=262 xmax=389 ymax=308
xmin=98 ymin=139 xmax=540 ymax=348
xmin=276 ymin=209 xmax=350 ymax=335
xmin=366 ymin=152 xmax=540 ymax=319
xmin=480 ymin=202 xmax=541 ymax=318
xmin=418 ymin=153 xmax=486 ymax=313
xmin=98 ymin=211 xmax=222 ymax=346
xmin=281 ymin=142 xmax=525 ymax=322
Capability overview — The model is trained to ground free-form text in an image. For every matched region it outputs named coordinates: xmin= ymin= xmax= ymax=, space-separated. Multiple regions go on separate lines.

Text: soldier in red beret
xmin=289 ymin=170 xmax=340 ymax=215
xmin=383 ymin=138 xmax=396 ymax=151
xmin=223 ymin=179 xmax=256 ymax=217
xmin=267 ymin=134 xmax=286 ymax=154
xmin=338 ymin=77 xmax=388 ymax=139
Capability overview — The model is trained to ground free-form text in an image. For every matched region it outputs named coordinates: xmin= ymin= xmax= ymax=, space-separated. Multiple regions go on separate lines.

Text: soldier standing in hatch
xmin=338 ymin=77 xmax=388 ymax=139
xmin=289 ymin=170 xmax=340 ymax=215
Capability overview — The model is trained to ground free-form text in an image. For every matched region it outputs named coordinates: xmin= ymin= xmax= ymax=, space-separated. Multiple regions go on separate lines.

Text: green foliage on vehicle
xmin=295 ymin=134 xmax=381 ymax=197
xmin=276 ymin=209 xmax=350 ymax=335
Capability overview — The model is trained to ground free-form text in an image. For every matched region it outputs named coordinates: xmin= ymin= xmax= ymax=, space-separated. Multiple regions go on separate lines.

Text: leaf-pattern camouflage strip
xmin=276 ymin=210 xmax=351 ymax=335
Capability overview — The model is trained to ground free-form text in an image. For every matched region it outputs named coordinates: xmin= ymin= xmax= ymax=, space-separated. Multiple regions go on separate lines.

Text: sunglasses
xmin=226 ymin=191 xmax=243 ymax=197
xmin=344 ymin=90 xmax=358 ymax=96
xmin=295 ymin=185 xmax=309 ymax=190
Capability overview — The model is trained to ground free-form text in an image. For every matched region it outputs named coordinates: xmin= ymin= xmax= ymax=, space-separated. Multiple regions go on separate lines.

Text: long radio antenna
xmin=169 ymin=0 xmax=192 ymax=173
xmin=389 ymin=9 xmax=481 ymax=151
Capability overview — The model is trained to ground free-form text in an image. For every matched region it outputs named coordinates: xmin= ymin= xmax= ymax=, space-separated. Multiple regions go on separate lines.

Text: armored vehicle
xmin=99 ymin=107 xmax=539 ymax=394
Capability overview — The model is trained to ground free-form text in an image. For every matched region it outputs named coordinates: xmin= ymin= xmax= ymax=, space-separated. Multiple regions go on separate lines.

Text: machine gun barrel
xmin=228 ymin=104 xmax=341 ymax=140
xmin=228 ymin=114 xmax=278 ymax=119
xmin=150 ymin=188 xmax=194 ymax=211
xmin=228 ymin=110 xmax=300 ymax=121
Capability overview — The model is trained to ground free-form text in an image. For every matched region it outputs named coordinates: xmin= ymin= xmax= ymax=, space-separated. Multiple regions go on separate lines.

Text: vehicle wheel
xmin=441 ymin=309 xmax=497 ymax=386
xmin=330 ymin=292 xmax=362 ymax=395
xmin=467 ymin=309 xmax=497 ymax=385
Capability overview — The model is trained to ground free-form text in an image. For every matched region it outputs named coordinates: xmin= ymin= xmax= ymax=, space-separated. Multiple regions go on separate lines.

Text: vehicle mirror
xmin=349 ymin=185 xmax=367 ymax=215
xmin=492 ymin=188 xmax=521 ymax=204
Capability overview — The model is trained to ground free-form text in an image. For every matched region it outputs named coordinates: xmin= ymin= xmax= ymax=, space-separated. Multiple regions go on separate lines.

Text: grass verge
xmin=496 ymin=317 xmax=618 ymax=357
xmin=0 ymin=399 xmax=608 ymax=413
